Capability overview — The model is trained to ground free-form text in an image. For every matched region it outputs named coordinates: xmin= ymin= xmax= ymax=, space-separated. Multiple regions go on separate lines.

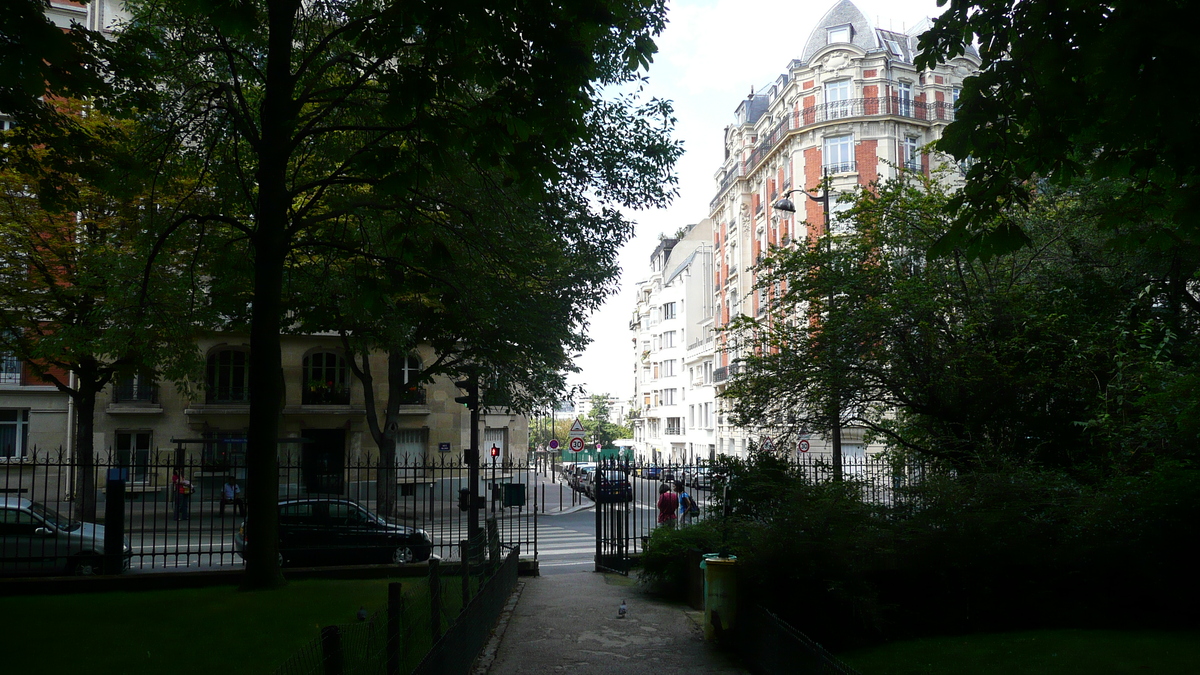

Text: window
xmin=662 ymin=331 xmax=676 ymax=349
xmin=662 ymin=359 xmax=676 ymax=377
xmin=303 ymin=352 xmax=350 ymax=405
xmin=662 ymin=388 xmax=677 ymax=405
xmin=885 ymin=39 xmax=903 ymax=56
xmin=826 ymin=24 xmax=851 ymax=44
xmin=1 ymin=409 xmax=30 ymax=459
xmin=665 ymin=417 xmax=682 ymax=435
xmin=662 ymin=302 xmax=677 ymax=320
xmin=0 ymin=351 xmax=20 ymax=385
xmin=824 ymin=134 xmax=855 ymax=173
xmin=952 ymin=87 xmax=961 ymax=107
xmin=826 ymin=79 xmax=852 ymax=119
xmin=114 ymin=370 xmax=157 ymax=404
xmin=897 ymin=81 xmax=913 ymax=117
xmin=115 ymin=431 xmax=151 ymax=482
xmin=206 ymin=349 xmax=249 ymax=403
xmin=903 ymin=136 xmax=921 ymax=171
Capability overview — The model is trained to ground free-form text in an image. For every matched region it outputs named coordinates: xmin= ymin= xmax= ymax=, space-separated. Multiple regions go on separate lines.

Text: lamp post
xmin=772 ymin=169 xmax=843 ymax=481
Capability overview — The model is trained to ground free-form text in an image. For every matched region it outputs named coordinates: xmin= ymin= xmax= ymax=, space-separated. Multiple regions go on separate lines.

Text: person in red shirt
xmin=171 ymin=469 xmax=192 ymax=521
xmin=656 ymin=482 xmax=678 ymax=526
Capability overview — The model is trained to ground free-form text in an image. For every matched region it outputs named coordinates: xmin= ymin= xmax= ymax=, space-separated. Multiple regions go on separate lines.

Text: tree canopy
xmin=917 ymin=0 xmax=1200 ymax=258
xmin=724 ymin=173 xmax=1200 ymax=474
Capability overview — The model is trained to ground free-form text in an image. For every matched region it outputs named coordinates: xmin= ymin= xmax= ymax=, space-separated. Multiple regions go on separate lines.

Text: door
xmin=278 ymin=500 xmax=321 ymax=565
xmin=0 ymin=506 xmax=53 ymax=574
xmin=302 ymin=429 xmax=346 ymax=494
xmin=594 ymin=458 xmax=633 ymax=575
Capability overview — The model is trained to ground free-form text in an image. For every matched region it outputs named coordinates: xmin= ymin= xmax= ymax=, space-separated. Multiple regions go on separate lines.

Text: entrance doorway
xmin=302 ymin=429 xmax=346 ymax=494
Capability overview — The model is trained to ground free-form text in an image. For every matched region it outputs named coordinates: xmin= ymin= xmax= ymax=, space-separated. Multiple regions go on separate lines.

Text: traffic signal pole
xmin=455 ymin=373 xmax=482 ymax=539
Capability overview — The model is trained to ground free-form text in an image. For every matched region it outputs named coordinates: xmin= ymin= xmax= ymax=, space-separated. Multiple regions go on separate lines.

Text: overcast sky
xmin=566 ymin=0 xmax=944 ymax=402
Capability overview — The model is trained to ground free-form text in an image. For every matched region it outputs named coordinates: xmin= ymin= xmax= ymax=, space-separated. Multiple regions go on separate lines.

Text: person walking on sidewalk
xmin=657 ymin=482 xmax=678 ymax=526
xmin=171 ymin=469 xmax=192 ymax=521
xmin=675 ymin=480 xmax=695 ymax=526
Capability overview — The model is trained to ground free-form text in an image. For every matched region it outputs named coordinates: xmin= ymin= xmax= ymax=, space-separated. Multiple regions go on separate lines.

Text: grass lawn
xmin=0 ymin=577 xmax=463 ymax=675
xmin=839 ymin=629 xmax=1200 ymax=675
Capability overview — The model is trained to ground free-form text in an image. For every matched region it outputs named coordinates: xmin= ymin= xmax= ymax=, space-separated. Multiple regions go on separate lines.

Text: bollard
xmin=486 ymin=518 xmax=500 ymax=566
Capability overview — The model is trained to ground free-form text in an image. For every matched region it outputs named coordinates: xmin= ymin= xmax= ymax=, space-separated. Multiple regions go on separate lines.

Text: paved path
xmin=484 ymin=571 xmax=747 ymax=674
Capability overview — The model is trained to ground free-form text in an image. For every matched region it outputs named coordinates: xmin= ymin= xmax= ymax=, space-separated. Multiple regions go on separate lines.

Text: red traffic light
xmin=490 ymin=445 xmax=500 ymax=457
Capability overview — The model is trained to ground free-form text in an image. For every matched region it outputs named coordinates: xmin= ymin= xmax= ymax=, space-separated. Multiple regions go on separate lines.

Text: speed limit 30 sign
xmin=569 ymin=437 xmax=585 ymax=453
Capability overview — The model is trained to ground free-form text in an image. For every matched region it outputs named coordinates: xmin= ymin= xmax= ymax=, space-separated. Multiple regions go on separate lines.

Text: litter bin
xmin=700 ymin=554 xmax=737 ymax=641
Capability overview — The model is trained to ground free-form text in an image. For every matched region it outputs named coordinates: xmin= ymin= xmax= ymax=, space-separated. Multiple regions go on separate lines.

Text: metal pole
xmin=468 ymin=402 xmax=481 ymax=539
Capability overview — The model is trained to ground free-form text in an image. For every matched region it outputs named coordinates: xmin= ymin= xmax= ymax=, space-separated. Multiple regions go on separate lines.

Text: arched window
xmin=206 ymin=349 xmax=249 ymax=404
xmin=303 ymin=351 xmax=350 ymax=405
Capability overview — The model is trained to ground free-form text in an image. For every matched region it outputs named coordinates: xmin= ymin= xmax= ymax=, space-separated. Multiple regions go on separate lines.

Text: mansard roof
xmin=799 ymin=0 xmax=877 ymax=63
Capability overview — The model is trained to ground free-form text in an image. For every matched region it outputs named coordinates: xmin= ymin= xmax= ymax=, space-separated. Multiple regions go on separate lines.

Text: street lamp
xmin=769 ymin=169 xmax=843 ymax=481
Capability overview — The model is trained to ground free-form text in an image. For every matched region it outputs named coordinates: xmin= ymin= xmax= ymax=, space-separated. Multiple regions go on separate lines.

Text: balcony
xmin=114 ymin=381 xmax=158 ymax=404
xmin=302 ymin=385 xmax=351 ymax=405
xmin=712 ymin=362 xmax=742 ymax=383
xmin=823 ymin=160 xmax=857 ymax=174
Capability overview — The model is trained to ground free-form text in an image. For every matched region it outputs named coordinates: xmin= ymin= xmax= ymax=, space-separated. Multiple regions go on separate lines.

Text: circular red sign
xmin=569 ymin=437 xmax=585 ymax=452
xmin=798 ymin=440 xmax=810 ymax=453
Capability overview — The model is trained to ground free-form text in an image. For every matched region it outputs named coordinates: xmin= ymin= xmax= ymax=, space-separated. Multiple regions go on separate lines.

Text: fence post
xmin=429 ymin=557 xmax=442 ymax=642
xmin=320 ymin=625 xmax=344 ymax=675
xmin=487 ymin=518 xmax=500 ymax=567
xmin=387 ymin=582 xmax=402 ymax=675
xmin=460 ymin=539 xmax=471 ymax=607
xmin=103 ymin=468 xmax=127 ymax=575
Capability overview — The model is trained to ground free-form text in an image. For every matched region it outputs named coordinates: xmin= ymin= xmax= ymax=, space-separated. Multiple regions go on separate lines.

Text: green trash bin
xmin=700 ymin=553 xmax=738 ymax=641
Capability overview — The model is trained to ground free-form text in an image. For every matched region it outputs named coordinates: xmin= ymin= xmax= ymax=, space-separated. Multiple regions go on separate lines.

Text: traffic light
xmin=490 ymin=445 xmax=500 ymax=457
xmin=454 ymin=377 xmax=478 ymax=410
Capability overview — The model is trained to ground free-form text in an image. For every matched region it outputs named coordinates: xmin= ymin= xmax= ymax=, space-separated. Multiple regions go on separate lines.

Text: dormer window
xmin=827 ymin=24 xmax=852 ymax=44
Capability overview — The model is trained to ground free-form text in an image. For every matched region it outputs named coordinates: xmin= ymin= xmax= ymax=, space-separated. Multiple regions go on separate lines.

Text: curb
xmin=545 ymin=502 xmax=595 ymax=517
xmin=472 ymin=580 xmax=526 ymax=674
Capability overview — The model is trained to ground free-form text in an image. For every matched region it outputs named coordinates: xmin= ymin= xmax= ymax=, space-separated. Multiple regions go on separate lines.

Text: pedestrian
xmin=656 ymin=482 xmax=678 ymax=526
xmin=171 ymin=468 xmax=192 ymax=521
xmin=220 ymin=476 xmax=245 ymax=517
xmin=675 ymin=480 xmax=695 ymax=526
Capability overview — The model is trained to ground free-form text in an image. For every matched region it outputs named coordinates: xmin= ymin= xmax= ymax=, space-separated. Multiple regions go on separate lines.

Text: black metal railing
xmin=739 ymin=605 xmax=863 ymax=675
xmin=0 ymin=447 xmax=540 ymax=574
xmin=301 ymin=386 xmax=351 ymax=405
xmin=113 ymin=381 xmax=159 ymax=404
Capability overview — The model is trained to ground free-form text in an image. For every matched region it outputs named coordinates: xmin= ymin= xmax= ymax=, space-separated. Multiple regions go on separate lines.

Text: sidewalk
xmin=481 ymin=571 xmax=747 ymax=674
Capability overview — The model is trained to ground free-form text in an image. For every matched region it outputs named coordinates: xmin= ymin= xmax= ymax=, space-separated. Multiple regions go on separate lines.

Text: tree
xmin=583 ymin=394 xmax=630 ymax=449
xmin=0 ymin=105 xmax=204 ymax=518
xmin=917 ymin=0 xmax=1200 ymax=258
xmin=724 ymin=172 xmax=1199 ymax=473
xmin=101 ymin=0 xmax=675 ymax=589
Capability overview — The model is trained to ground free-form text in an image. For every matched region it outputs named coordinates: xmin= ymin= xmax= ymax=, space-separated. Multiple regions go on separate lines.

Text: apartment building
xmin=629 ymin=221 xmax=715 ymax=464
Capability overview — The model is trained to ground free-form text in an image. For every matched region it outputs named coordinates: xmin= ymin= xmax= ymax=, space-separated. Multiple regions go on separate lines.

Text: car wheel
xmin=70 ymin=554 xmax=101 ymax=576
xmin=392 ymin=546 xmax=416 ymax=565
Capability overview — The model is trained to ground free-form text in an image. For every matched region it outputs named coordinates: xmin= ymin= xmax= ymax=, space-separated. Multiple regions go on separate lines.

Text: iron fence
xmin=739 ymin=604 xmax=863 ymax=675
xmin=0 ymin=447 xmax=540 ymax=572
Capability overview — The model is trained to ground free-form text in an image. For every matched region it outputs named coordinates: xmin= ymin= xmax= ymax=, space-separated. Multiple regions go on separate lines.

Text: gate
xmin=594 ymin=457 xmax=633 ymax=574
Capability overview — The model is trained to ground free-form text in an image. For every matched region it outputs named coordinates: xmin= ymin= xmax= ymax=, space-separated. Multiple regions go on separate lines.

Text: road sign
xmin=798 ymin=439 xmax=810 ymax=453
xmin=549 ymin=439 xmax=559 ymax=449
xmin=595 ymin=442 xmax=602 ymax=450
xmin=568 ymin=418 xmax=586 ymax=439
xmin=569 ymin=437 xmax=585 ymax=453
xmin=438 ymin=442 xmax=451 ymax=453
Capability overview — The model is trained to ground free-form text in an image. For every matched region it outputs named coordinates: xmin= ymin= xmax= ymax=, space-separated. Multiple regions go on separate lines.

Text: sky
xmin=566 ymin=0 xmax=944 ymax=401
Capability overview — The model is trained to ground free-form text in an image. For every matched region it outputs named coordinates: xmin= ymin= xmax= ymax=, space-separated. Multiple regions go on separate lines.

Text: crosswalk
xmin=424 ymin=522 xmax=597 ymax=564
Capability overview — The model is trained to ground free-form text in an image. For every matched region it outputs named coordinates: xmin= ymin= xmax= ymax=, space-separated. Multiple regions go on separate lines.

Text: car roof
xmin=0 ymin=496 xmax=32 ymax=509
xmin=277 ymin=497 xmax=362 ymax=506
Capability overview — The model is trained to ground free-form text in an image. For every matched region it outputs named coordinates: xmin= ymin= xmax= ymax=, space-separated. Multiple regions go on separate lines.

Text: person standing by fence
xmin=171 ymin=469 xmax=192 ymax=521
xmin=221 ymin=477 xmax=245 ymax=517
xmin=675 ymin=480 xmax=695 ymax=526
xmin=657 ymin=482 xmax=678 ymax=527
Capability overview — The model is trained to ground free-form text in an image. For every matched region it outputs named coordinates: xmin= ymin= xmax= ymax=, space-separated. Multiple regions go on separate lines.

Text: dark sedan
xmin=235 ymin=497 xmax=432 ymax=566
xmin=589 ymin=471 xmax=633 ymax=503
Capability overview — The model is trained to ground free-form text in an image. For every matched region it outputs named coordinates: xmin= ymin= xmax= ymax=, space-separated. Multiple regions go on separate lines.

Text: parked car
xmin=235 ymin=497 xmax=432 ymax=567
xmin=587 ymin=471 xmax=633 ymax=503
xmin=0 ymin=496 xmax=131 ymax=576
xmin=686 ymin=467 xmax=713 ymax=490
xmin=637 ymin=466 xmax=662 ymax=479
xmin=568 ymin=463 xmax=597 ymax=492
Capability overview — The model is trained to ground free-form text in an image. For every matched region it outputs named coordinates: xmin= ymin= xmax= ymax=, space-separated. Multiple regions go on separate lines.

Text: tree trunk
xmin=241 ymin=0 xmax=298 ymax=591
xmin=374 ymin=349 xmax=406 ymax=518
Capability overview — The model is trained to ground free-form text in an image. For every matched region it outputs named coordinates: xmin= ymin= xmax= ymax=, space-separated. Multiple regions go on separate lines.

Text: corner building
xmin=709 ymin=0 xmax=979 ymax=457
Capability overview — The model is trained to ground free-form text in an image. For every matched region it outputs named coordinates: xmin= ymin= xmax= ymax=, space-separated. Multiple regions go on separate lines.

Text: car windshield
xmin=602 ymin=471 xmax=625 ymax=481
xmin=29 ymin=501 xmax=81 ymax=532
